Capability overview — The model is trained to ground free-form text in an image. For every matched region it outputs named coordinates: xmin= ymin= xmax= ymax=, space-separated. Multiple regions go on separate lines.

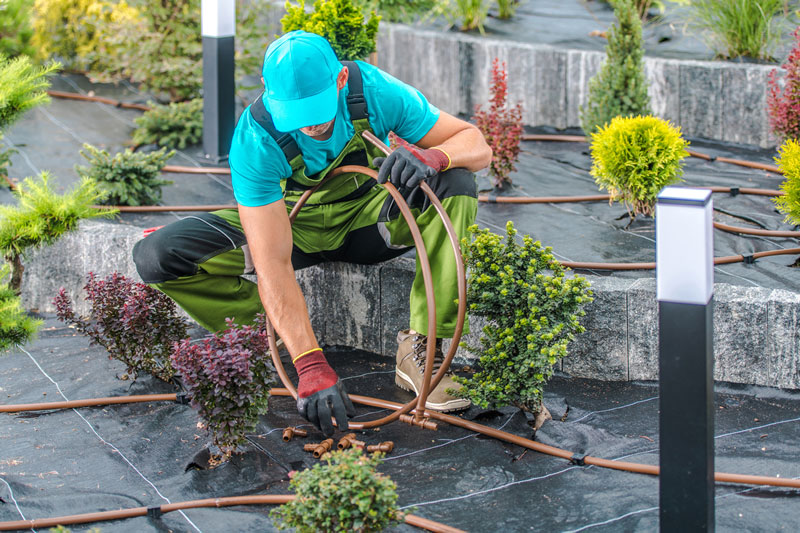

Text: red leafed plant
xmin=472 ymin=58 xmax=524 ymax=188
xmin=768 ymin=28 xmax=800 ymax=142
xmin=171 ymin=315 xmax=275 ymax=457
xmin=53 ymin=272 xmax=188 ymax=382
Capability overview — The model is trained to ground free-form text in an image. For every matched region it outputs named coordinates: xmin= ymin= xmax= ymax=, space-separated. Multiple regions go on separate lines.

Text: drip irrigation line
xmin=714 ymin=221 xmax=800 ymax=238
xmin=0 ymin=393 xmax=180 ymax=412
xmin=46 ymin=90 xmax=151 ymax=111
xmin=521 ymin=134 xmax=782 ymax=174
xmin=161 ymin=165 xmax=231 ymax=175
xmin=91 ymin=204 xmax=235 ymax=212
xmin=0 ymin=495 xmax=465 ymax=533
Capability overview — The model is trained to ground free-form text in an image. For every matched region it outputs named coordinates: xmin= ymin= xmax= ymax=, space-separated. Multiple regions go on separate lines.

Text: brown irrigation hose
xmin=47 ymin=90 xmax=152 ymax=111
xmin=0 ymin=494 xmax=464 ymax=533
xmin=479 ymin=193 xmax=611 ymax=204
xmin=714 ymin=221 xmax=800 ymax=239
xmin=0 ymin=393 xmax=179 ymax=412
xmin=559 ymin=248 xmax=800 ymax=271
xmin=521 ymin=134 xmax=783 ymax=175
xmin=161 ymin=165 xmax=231 ymax=175
xmin=92 ymin=204 xmax=235 ymax=212
xmin=4 ymin=389 xmax=800 ymax=490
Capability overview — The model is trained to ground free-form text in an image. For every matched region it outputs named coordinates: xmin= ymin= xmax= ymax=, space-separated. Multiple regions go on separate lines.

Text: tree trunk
xmin=7 ymin=254 xmax=23 ymax=296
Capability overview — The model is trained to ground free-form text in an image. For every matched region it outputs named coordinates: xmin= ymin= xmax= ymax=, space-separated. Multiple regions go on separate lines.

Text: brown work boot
xmin=395 ymin=330 xmax=471 ymax=412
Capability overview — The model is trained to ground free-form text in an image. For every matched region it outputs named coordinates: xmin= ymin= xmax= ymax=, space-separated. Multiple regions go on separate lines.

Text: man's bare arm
xmin=416 ymin=110 xmax=493 ymax=172
xmin=238 ymin=200 xmax=318 ymax=356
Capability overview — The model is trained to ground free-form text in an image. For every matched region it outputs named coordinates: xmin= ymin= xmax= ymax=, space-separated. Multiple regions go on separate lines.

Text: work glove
xmin=295 ymin=350 xmax=355 ymax=437
xmin=374 ymin=141 xmax=450 ymax=190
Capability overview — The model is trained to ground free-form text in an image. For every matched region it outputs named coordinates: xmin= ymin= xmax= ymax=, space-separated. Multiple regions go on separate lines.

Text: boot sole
xmin=395 ymin=369 xmax=471 ymax=412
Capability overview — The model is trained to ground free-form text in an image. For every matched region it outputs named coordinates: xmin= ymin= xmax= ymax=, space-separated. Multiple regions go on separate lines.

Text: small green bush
xmin=0 ymin=134 xmax=15 ymax=185
xmin=431 ymin=0 xmax=491 ymax=33
xmin=132 ymin=99 xmax=202 ymax=149
xmin=452 ymin=222 xmax=593 ymax=415
xmin=0 ymin=172 xmax=116 ymax=293
xmin=271 ymin=448 xmax=404 ymax=533
xmin=773 ymin=138 xmax=800 ymax=225
xmin=282 ymin=0 xmax=381 ymax=61
xmin=0 ymin=0 xmax=36 ymax=58
xmin=0 ymin=53 xmax=59 ymax=130
xmin=580 ymin=0 xmax=650 ymax=136
xmin=76 ymin=144 xmax=173 ymax=206
xmin=590 ymin=115 xmax=689 ymax=217
xmin=0 ymin=264 xmax=41 ymax=352
xmin=682 ymin=0 xmax=789 ymax=61
xmin=496 ymin=0 xmax=516 ymax=19
xmin=53 ymin=272 xmax=189 ymax=382
xmin=357 ymin=0 xmax=435 ymax=23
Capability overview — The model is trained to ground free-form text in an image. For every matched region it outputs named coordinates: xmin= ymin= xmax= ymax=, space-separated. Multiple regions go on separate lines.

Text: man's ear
xmin=337 ymin=66 xmax=349 ymax=90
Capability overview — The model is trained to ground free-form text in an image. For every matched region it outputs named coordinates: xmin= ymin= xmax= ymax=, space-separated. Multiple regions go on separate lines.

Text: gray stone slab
xmin=713 ymin=285 xmax=771 ymax=386
xmin=566 ymin=49 xmax=604 ymax=129
xmin=294 ymin=265 xmax=327 ymax=344
xmin=644 ymin=57 xmax=681 ymax=126
xmin=722 ymin=65 xmax=773 ymax=147
xmin=627 ymin=278 xmax=659 ymax=381
xmin=379 ymin=257 xmax=415 ymax=357
xmin=563 ymin=275 xmax=636 ymax=381
xmin=320 ymin=262 xmax=382 ymax=355
xmin=767 ymin=289 xmax=800 ymax=390
xmin=679 ymin=61 xmax=725 ymax=141
xmin=530 ymin=47 xmax=568 ymax=129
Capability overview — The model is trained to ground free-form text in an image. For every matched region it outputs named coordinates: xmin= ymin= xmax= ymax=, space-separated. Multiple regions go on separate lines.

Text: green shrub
xmin=590 ymin=115 xmax=689 ymax=217
xmin=76 ymin=144 xmax=173 ymax=206
xmin=452 ymin=222 xmax=593 ymax=416
xmin=768 ymin=28 xmax=800 ymax=142
xmin=496 ymin=0 xmax=516 ymax=19
xmin=0 ymin=134 xmax=15 ymax=185
xmin=0 ymin=172 xmax=116 ymax=293
xmin=271 ymin=448 xmax=404 ymax=533
xmin=53 ymin=272 xmax=189 ymax=382
xmin=132 ymin=99 xmax=202 ymax=149
xmin=431 ymin=0 xmax=490 ymax=33
xmin=282 ymin=0 xmax=381 ymax=61
xmin=171 ymin=316 xmax=274 ymax=457
xmin=682 ymin=0 xmax=789 ymax=61
xmin=0 ymin=264 xmax=41 ymax=352
xmin=774 ymin=138 xmax=800 ymax=224
xmin=0 ymin=0 xmax=36 ymax=58
xmin=580 ymin=0 xmax=650 ymax=136
xmin=357 ymin=0 xmax=435 ymax=22
xmin=0 ymin=53 xmax=59 ymax=129
xmin=31 ymin=0 xmax=139 ymax=70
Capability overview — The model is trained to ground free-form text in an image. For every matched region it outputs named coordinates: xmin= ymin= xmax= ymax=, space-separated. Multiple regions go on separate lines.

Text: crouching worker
xmin=132 ymin=31 xmax=492 ymax=437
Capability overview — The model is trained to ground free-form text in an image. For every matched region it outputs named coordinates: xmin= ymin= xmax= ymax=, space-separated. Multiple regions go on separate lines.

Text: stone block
xmin=627 ymin=278 xmax=659 ymax=381
xmin=321 ymin=262 xmax=382 ymax=354
xmin=563 ymin=275 xmax=635 ymax=381
xmin=530 ymin=46 xmax=568 ymax=129
xmin=566 ymin=49 xmax=604 ymax=129
xmin=294 ymin=265 xmax=327 ymax=343
xmin=644 ymin=57 xmax=681 ymax=125
xmin=679 ymin=61 xmax=724 ymax=140
xmin=713 ymin=284 xmax=770 ymax=386
xmin=379 ymin=257 xmax=415 ymax=356
xmin=722 ymin=65 xmax=773 ymax=147
xmin=767 ymin=289 xmax=800 ymax=389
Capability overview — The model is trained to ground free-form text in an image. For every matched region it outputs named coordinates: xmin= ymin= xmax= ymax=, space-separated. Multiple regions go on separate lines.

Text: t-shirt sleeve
xmin=229 ymin=109 xmax=292 ymax=207
xmin=362 ymin=63 xmax=440 ymax=145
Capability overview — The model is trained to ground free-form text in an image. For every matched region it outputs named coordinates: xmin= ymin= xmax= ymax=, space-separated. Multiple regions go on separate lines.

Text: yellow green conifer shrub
xmin=773 ymin=139 xmax=800 ymax=225
xmin=590 ymin=115 xmax=689 ymax=218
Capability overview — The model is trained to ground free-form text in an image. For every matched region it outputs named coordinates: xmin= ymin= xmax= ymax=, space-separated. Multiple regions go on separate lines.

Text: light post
xmin=656 ymin=186 xmax=715 ymax=532
xmin=201 ymin=0 xmax=235 ymax=162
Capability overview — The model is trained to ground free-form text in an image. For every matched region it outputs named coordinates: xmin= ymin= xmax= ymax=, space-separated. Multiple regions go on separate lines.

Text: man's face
xmin=299 ymin=117 xmax=336 ymax=138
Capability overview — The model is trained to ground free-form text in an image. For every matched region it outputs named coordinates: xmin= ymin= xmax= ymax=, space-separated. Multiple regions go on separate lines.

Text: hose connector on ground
xmin=337 ymin=433 xmax=365 ymax=450
xmin=304 ymin=438 xmax=334 ymax=458
xmin=282 ymin=427 xmax=308 ymax=442
xmin=400 ymin=414 xmax=438 ymax=431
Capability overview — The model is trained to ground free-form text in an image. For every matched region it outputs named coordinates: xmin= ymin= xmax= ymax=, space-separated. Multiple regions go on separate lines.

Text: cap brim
xmin=266 ymin=82 xmax=338 ymax=133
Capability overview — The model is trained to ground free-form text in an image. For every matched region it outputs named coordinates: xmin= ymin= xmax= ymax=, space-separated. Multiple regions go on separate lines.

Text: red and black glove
xmin=295 ymin=350 xmax=355 ymax=437
xmin=374 ymin=139 xmax=450 ymax=191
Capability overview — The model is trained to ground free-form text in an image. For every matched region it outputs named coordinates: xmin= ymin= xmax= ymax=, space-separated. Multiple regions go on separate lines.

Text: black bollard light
xmin=201 ymin=0 xmax=235 ymax=162
xmin=656 ymin=187 xmax=715 ymax=532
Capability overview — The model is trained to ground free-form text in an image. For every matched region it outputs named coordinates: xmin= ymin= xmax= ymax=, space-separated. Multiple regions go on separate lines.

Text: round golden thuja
xmin=774 ymin=139 xmax=800 ymax=225
xmin=590 ymin=115 xmax=689 ymax=218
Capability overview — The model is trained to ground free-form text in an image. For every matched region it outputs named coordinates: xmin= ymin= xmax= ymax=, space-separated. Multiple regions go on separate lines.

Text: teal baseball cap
xmin=262 ymin=30 xmax=343 ymax=132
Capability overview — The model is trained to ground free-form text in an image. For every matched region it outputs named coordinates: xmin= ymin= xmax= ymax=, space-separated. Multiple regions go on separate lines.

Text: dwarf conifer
xmin=580 ymin=0 xmax=651 ymax=136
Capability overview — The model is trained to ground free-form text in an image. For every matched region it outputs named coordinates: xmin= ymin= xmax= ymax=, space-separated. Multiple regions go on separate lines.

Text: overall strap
xmin=249 ymin=60 xmax=369 ymax=165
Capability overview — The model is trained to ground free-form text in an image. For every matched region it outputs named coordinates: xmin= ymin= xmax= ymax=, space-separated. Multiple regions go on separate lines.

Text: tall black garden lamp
xmin=201 ymin=0 xmax=235 ymax=162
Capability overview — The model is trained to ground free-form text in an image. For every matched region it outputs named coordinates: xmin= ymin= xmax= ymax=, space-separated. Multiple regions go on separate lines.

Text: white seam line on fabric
xmin=561 ymin=505 xmax=659 ymax=533
xmin=16 ymin=345 xmax=203 ymax=533
xmin=399 ymin=465 xmax=579 ymax=510
xmin=179 ymin=215 xmax=237 ymax=249
xmin=1 ymin=135 xmax=40 ymax=176
xmin=37 ymin=107 xmax=84 ymax=144
xmin=568 ymin=396 xmax=658 ymax=424
xmin=384 ymin=411 xmax=518 ymax=462
xmin=715 ymin=415 xmax=800 ymax=439
xmin=0 ymin=475 xmax=34 ymax=532
xmin=713 ymin=265 xmax=762 ymax=287
xmin=341 ymin=369 xmax=396 ymax=381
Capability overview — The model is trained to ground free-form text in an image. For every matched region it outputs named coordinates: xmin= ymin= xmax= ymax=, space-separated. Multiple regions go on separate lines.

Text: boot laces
xmin=411 ymin=335 xmax=448 ymax=375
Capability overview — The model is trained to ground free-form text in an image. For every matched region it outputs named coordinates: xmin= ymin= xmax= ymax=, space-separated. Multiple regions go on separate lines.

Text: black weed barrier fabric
xmin=2 ymin=317 xmax=800 ymax=532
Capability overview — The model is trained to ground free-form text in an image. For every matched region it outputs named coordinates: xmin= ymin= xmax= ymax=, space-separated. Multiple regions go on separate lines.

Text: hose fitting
xmin=366 ymin=441 xmax=394 ymax=453
xmin=400 ymin=414 xmax=438 ymax=431
xmin=304 ymin=438 xmax=334 ymax=458
xmin=282 ymin=427 xmax=308 ymax=442
xmin=337 ymin=433 xmax=365 ymax=450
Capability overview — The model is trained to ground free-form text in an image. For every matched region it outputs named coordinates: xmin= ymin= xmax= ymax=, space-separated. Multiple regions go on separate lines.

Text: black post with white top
xmin=656 ymin=187 xmax=715 ymax=532
xmin=201 ymin=0 xmax=235 ymax=162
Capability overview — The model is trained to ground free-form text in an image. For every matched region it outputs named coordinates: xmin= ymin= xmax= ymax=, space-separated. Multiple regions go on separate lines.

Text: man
xmin=133 ymin=30 xmax=492 ymax=437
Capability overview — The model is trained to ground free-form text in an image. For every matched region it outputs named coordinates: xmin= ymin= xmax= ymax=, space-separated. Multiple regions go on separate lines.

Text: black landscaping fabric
xmin=2 ymin=318 xmax=800 ymax=532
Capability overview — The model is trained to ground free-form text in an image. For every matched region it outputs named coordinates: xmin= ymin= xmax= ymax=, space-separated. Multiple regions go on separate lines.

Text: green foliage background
xmin=132 ymin=99 xmax=203 ymax=149
xmin=0 ymin=264 xmax=41 ymax=352
xmin=0 ymin=0 xmax=35 ymax=58
xmin=580 ymin=0 xmax=650 ymax=136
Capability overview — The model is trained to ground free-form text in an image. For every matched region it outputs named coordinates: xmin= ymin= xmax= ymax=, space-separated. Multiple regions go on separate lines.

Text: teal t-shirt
xmin=230 ymin=61 xmax=441 ymax=207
